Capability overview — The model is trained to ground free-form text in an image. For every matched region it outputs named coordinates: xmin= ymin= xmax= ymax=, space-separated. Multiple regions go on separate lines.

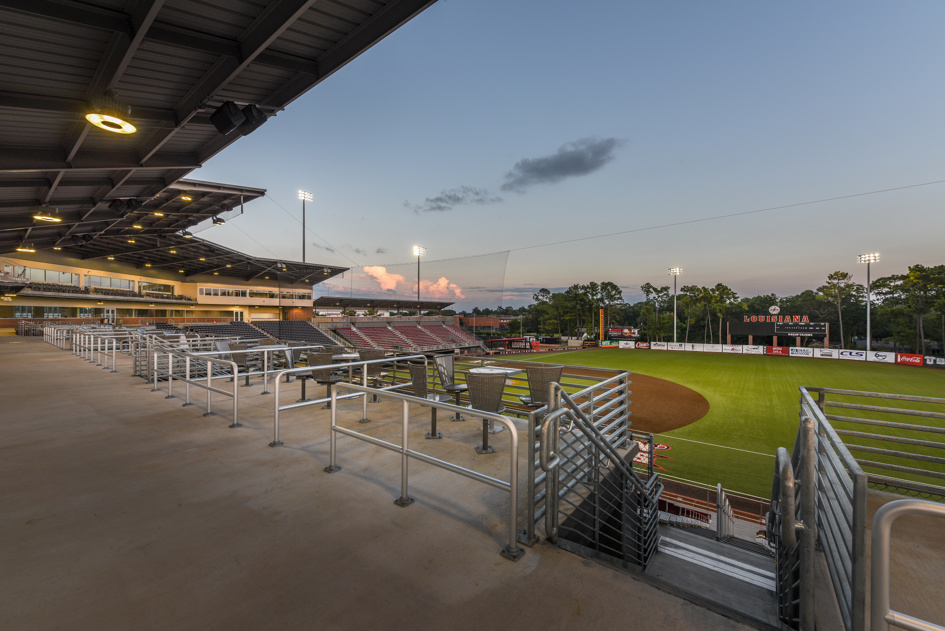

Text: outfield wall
xmin=614 ymin=340 xmax=945 ymax=369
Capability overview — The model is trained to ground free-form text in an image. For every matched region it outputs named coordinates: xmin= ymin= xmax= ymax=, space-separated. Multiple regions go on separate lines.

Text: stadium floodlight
xmin=299 ymin=190 xmax=313 ymax=262
xmin=413 ymin=245 xmax=426 ymax=303
xmin=857 ymin=253 xmax=879 ymax=351
xmin=669 ymin=267 xmax=681 ymax=343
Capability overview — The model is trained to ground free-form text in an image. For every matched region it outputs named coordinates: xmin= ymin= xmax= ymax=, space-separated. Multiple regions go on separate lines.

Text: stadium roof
xmin=0 ymin=0 xmax=439 ymax=254
xmin=314 ymin=296 xmax=453 ymax=312
xmin=65 ymin=232 xmax=347 ymax=285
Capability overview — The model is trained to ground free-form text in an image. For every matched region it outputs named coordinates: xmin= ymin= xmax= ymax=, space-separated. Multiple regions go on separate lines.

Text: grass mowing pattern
xmin=528 ymin=349 xmax=945 ymax=497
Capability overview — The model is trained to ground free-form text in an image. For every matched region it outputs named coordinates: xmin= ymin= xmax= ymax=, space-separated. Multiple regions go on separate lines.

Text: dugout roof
xmin=0 ymin=0 xmax=438 ymax=255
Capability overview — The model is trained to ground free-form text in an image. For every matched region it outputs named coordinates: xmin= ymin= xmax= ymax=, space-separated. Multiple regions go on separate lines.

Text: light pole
xmin=412 ymin=245 xmax=426 ymax=304
xmin=857 ymin=253 xmax=879 ymax=351
xmin=298 ymin=190 xmax=312 ymax=262
xmin=669 ymin=267 xmax=681 ymax=343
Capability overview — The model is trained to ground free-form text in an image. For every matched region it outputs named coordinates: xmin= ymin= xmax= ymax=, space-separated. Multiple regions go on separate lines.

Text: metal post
xmin=395 ymin=399 xmax=414 ymax=506
xmin=325 ymin=384 xmax=341 ymax=473
xmin=165 ymin=352 xmax=174 ymax=399
xmin=183 ymin=356 xmax=193 ymax=406
xmin=673 ymin=273 xmax=678 ymax=343
xmin=229 ymin=359 xmax=240 ymax=428
xmin=799 ymin=417 xmax=817 ymax=631
xmin=203 ymin=358 xmax=214 ymax=416
xmin=866 ymin=260 xmax=871 ymax=352
xmin=270 ymin=369 xmax=282 ymax=446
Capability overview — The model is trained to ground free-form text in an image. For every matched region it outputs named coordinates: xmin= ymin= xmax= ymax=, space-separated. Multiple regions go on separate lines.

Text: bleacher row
xmin=145 ymin=320 xmax=481 ymax=352
xmin=332 ymin=323 xmax=480 ymax=351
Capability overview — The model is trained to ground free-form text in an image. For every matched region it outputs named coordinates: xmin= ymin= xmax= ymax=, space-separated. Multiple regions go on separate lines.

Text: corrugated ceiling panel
xmin=160 ymin=0 xmax=264 ymax=41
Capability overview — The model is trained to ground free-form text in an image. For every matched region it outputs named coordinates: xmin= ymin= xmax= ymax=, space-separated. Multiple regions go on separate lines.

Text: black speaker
xmin=238 ymin=104 xmax=267 ymax=135
xmin=210 ymin=101 xmax=246 ymax=135
xmin=125 ymin=199 xmax=143 ymax=211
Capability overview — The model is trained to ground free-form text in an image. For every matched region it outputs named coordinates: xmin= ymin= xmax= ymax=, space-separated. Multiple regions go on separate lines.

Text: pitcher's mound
xmin=629 ymin=373 xmax=709 ymax=434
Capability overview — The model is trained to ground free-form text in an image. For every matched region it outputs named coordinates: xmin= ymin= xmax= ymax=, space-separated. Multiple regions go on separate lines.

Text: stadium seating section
xmin=254 ymin=320 xmax=337 ymax=346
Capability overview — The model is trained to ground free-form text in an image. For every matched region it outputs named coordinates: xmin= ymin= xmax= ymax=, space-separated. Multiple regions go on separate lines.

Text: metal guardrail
xmin=768 ymin=417 xmax=817 ymax=630
xmin=523 ymin=369 xmax=632 ymax=545
xmin=871 ymin=499 xmax=945 ymax=631
xmin=797 ymin=387 xmax=868 ymax=631
xmin=716 ymin=483 xmax=736 ymax=541
xmin=321 ymin=380 xmax=525 ymax=562
xmin=805 ymin=387 xmax=945 ymax=499
xmin=538 ymin=385 xmax=660 ymax=570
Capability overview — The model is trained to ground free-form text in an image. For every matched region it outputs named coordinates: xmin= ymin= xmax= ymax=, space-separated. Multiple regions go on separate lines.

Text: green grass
xmin=528 ymin=349 xmax=945 ymax=497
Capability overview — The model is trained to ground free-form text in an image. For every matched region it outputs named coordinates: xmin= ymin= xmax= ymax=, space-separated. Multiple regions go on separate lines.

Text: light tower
xmin=669 ymin=267 xmax=681 ymax=343
xmin=857 ymin=253 xmax=879 ymax=351
xmin=412 ymin=245 xmax=426 ymax=303
xmin=298 ymin=190 xmax=313 ymax=262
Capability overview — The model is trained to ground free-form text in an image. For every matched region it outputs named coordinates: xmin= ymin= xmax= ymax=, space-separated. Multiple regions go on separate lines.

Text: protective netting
xmin=312 ymin=251 xmax=510 ymax=311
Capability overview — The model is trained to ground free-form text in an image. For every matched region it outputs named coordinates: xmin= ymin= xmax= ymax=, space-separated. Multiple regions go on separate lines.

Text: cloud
xmin=500 ymin=137 xmax=623 ymax=193
xmin=375 ymin=248 xmax=386 ymax=254
xmin=352 ymin=247 xmax=367 ymax=256
xmin=404 ymin=185 xmax=502 ymax=214
xmin=420 ymin=276 xmax=465 ymax=300
xmin=363 ymin=266 xmax=406 ymax=291
xmin=311 ymin=242 xmax=334 ymax=253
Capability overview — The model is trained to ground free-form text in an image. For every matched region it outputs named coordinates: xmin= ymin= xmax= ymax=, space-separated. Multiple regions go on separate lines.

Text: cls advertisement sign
xmin=839 ymin=350 xmax=866 ymax=361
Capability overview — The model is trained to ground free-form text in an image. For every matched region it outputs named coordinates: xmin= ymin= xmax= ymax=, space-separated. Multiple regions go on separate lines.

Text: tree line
xmin=459 ymin=264 xmax=945 ymax=354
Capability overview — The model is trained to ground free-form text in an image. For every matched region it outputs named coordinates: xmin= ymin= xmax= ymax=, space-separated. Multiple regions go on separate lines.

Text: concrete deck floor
xmin=1 ymin=337 xmax=758 ymax=631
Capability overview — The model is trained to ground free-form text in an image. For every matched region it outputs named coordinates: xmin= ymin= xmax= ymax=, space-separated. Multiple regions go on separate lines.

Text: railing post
xmin=325 ymin=383 xmax=341 ymax=473
xmin=203 ymin=358 xmax=214 ymax=416
xmin=152 ymin=349 xmax=159 ymax=391
xmin=165 ymin=352 xmax=174 ymax=399
xmin=270 ymin=369 xmax=282 ymax=446
xmin=394 ymin=399 xmax=414 ymax=507
xmin=183 ymin=356 xmax=193 ymax=406
xmin=799 ymin=417 xmax=817 ymax=631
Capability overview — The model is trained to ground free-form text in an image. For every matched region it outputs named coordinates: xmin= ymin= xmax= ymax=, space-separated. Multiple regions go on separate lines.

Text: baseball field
xmin=530 ymin=349 xmax=945 ymax=498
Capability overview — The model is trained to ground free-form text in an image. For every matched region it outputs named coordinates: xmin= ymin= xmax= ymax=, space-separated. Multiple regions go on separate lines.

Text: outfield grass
xmin=529 ymin=349 xmax=945 ymax=498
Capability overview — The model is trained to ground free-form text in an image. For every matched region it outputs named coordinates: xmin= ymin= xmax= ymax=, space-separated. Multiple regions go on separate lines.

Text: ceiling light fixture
xmin=32 ymin=207 xmax=62 ymax=223
xmin=153 ymin=211 xmax=164 ymax=217
xmin=132 ymin=223 xmax=143 ymax=229
xmin=107 ymin=256 xmax=115 ymax=260
xmin=127 ymin=239 xmax=135 ymax=244
xmin=169 ymin=249 xmax=177 ymax=254
xmin=15 ymin=243 xmax=36 ymax=253
xmin=180 ymin=194 xmax=193 ymax=202
xmin=85 ymin=91 xmax=136 ymax=134
xmin=180 ymin=231 xmax=193 ymax=239
xmin=53 ymin=246 xmax=62 ymax=251
xmin=212 ymin=216 xmax=225 ymax=226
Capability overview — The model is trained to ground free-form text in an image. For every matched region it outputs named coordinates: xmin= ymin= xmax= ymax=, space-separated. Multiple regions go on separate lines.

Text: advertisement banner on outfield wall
xmin=668 ymin=343 xmax=685 ymax=351
xmin=927 ymin=356 xmax=945 ymax=368
xmin=650 ymin=342 xmax=668 ymax=350
xmin=767 ymin=346 xmax=790 ymax=356
xmin=743 ymin=345 xmax=765 ymax=355
xmin=868 ymin=351 xmax=896 ymax=363
xmin=814 ymin=348 xmax=839 ymax=359
xmin=618 ymin=341 xmax=634 ymax=349
xmin=790 ymin=347 xmax=814 ymax=357
xmin=704 ymin=344 xmax=723 ymax=353
xmin=839 ymin=350 xmax=866 ymax=361
xmin=687 ymin=343 xmax=705 ymax=352
xmin=896 ymin=353 xmax=923 ymax=367
xmin=635 ymin=342 xmax=650 ymax=349
xmin=722 ymin=345 xmax=742 ymax=353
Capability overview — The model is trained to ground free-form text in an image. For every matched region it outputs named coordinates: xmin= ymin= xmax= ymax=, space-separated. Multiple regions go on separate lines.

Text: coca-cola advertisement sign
xmin=896 ymin=353 xmax=923 ymax=366
xmin=766 ymin=346 xmax=790 ymax=356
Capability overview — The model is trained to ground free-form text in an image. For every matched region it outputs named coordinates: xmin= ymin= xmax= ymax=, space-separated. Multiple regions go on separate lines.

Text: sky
xmin=191 ymin=0 xmax=945 ymax=309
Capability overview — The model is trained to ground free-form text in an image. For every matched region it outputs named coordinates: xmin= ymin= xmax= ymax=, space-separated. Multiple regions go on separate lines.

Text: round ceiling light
xmin=85 ymin=92 xmax=136 ymax=134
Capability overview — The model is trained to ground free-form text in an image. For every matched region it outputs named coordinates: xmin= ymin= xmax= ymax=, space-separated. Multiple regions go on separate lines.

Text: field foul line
xmin=653 ymin=434 xmax=774 ymax=458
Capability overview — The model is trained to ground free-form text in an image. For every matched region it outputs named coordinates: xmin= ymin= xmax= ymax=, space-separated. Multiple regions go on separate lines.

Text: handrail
xmin=871 ymin=500 xmax=945 ymax=631
xmin=324 ymin=380 xmax=525 ymax=562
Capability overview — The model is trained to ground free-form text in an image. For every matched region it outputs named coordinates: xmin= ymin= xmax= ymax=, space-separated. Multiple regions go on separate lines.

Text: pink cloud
xmin=363 ymin=266 xmax=407 ymax=291
xmin=420 ymin=276 xmax=465 ymax=300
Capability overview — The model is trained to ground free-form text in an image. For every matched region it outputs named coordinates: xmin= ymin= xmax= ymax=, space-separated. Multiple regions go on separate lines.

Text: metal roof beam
xmin=0 ymin=148 xmax=200 ymax=173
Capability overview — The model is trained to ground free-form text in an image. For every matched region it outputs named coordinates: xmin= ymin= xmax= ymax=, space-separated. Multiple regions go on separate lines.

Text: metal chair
xmin=307 ymin=352 xmax=343 ymax=408
xmin=434 ymin=354 xmax=467 ymax=421
xmin=358 ymin=349 xmax=388 ymax=403
xmin=409 ymin=363 xmax=450 ymax=439
xmin=466 ymin=372 xmax=507 ymax=455
xmin=520 ymin=364 xmax=563 ymax=409
xmin=227 ymin=343 xmax=255 ymax=387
